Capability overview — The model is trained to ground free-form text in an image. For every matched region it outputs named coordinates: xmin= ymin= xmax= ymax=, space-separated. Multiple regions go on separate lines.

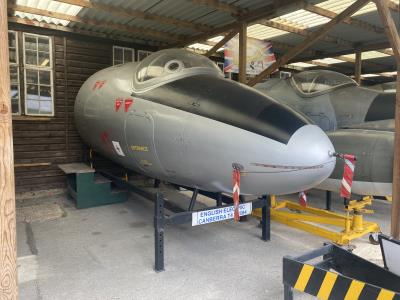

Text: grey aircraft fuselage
xmin=255 ymin=70 xmax=394 ymax=196
xmin=75 ymin=49 xmax=335 ymax=196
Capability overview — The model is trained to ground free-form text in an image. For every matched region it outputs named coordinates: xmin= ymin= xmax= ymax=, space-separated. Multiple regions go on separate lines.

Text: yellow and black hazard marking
xmin=283 ymin=259 xmax=400 ymax=300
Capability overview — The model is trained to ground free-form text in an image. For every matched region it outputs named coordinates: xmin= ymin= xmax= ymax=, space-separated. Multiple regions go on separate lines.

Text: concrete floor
xmin=16 ymin=186 xmax=392 ymax=300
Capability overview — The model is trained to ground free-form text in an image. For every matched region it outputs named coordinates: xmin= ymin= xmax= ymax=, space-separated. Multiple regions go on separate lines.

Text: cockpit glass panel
xmin=292 ymin=70 xmax=357 ymax=95
xmin=135 ymin=49 xmax=222 ymax=88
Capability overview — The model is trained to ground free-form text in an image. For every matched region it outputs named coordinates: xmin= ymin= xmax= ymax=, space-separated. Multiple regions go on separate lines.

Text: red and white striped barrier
xmin=299 ymin=191 xmax=307 ymax=207
xmin=340 ymin=154 xmax=356 ymax=199
xmin=232 ymin=168 xmax=241 ymax=222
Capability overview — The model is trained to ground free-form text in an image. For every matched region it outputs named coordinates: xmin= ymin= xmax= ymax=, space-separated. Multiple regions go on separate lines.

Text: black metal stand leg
xmin=262 ymin=195 xmax=271 ymax=241
xmin=326 ymin=191 xmax=332 ymax=211
xmin=216 ymin=192 xmax=222 ymax=207
xmin=239 ymin=195 xmax=248 ymax=222
xmin=154 ymin=179 xmax=161 ymax=188
xmin=154 ymin=192 xmax=165 ymax=272
xmin=284 ymin=284 xmax=294 ymax=300
xmin=188 ymin=188 xmax=198 ymax=211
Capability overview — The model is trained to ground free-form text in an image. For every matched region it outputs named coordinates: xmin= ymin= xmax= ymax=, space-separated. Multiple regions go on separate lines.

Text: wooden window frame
xmin=8 ymin=30 xmax=21 ymax=115
xmin=22 ymin=32 xmax=55 ymax=117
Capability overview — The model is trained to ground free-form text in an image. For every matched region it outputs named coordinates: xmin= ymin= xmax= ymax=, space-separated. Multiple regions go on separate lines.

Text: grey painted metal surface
xmin=255 ymin=70 xmax=394 ymax=196
xmin=75 ymin=49 xmax=335 ymax=196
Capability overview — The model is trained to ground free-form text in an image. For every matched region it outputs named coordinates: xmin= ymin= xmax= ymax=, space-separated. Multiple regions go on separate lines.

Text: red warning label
xmin=115 ymin=98 xmax=123 ymax=112
xmin=124 ymin=98 xmax=134 ymax=112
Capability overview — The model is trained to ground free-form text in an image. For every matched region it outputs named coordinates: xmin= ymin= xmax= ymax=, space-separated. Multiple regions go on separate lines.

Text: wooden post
xmin=204 ymin=29 xmax=238 ymax=57
xmin=374 ymin=0 xmax=400 ymax=239
xmin=0 ymin=0 xmax=18 ymax=299
xmin=238 ymin=22 xmax=247 ymax=83
xmin=247 ymin=0 xmax=371 ymax=86
xmin=354 ymin=51 xmax=362 ymax=84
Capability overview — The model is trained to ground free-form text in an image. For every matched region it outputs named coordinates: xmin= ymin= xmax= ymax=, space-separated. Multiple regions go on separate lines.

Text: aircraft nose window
xmin=292 ymin=70 xmax=357 ymax=95
xmin=135 ymin=49 xmax=222 ymax=90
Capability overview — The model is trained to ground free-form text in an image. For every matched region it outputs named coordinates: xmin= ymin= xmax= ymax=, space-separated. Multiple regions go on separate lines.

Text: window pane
xmin=38 ymin=37 xmax=50 ymax=52
xmin=11 ymin=99 xmax=20 ymax=114
xmin=8 ymin=32 xmax=16 ymax=48
xmin=9 ymin=48 xmax=17 ymax=64
xmin=38 ymin=51 xmax=50 ymax=67
xmin=39 ymin=101 xmax=52 ymax=114
xmin=9 ymin=65 xmax=18 ymax=83
xmin=40 ymin=86 xmax=51 ymax=101
xmin=39 ymin=70 xmax=51 ymax=85
xmin=26 ymin=84 xmax=39 ymax=101
xmin=114 ymin=48 xmax=123 ymax=62
xmin=10 ymin=84 xmax=19 ymax=100
xmin=26 ymin=69 xmax=39 ymax=84
xmin=114 ymin=60 xmax=123 ymax=65
xmin=124 ymin=49 xmax=133 ymax=62
xmin=26 ymin=100 xmax=40 ymax=114
xmin=25 ymin=35 xmax=37 ymax=50
xmin=25 ymin=50 xmax=38 ymax=65
xmin=10 ymin=84 xmax=19 ymax=114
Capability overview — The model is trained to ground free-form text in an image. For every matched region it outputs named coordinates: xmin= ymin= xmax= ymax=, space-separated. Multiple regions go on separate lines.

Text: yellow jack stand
xmin=253 ymin=195 xmax=380 ymax=245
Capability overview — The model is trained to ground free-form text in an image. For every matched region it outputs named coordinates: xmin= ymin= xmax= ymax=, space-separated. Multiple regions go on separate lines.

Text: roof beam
xmin=8 ymin=16 xmax=158 ymax=44
xmin=289 ymin=40 xmax=391 ymax=62
xmin=204 ymin=29 xmax=238 ymax=57
xmin=261 ymin=19 xmax=354 ymax=47
xmin=8 ymin=4 xmax=185 ymax=42
xmin=302 ymin=2 xmax=384 ymax=34
xmin=56 ymin=0 xmax=213 ymax=33
xmin=175 ymin=0 xmax=305 ymax=47
xmin=247 ymin=0 xmax=372 ymax=86
xmin=191 ymin=0 xmax=245 ymax=16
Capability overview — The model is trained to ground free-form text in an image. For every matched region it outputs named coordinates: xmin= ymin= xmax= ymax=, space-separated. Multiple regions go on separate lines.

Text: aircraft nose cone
xmin=286 ymin=124 xmax=336 ymax=191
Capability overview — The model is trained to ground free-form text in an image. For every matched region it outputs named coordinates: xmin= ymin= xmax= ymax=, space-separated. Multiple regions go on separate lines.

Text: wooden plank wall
xmin=11 ymin=26 xmax=152 ymax=192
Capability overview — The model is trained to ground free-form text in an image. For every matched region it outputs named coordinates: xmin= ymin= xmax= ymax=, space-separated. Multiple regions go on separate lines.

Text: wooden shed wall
xmin=10 ymin=24 xmax=153 ymax=192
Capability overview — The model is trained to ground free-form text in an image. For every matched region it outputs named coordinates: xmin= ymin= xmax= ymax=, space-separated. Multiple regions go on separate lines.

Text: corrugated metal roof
xmin=9 ymin=0 xmax=398 ymax=77
xmin=15 ymin=0 xmax=83 ymax=26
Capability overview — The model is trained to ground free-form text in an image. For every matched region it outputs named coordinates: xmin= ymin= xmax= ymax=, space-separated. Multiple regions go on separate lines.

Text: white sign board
xmin=192 ymin=203 xmax=252 ymax=226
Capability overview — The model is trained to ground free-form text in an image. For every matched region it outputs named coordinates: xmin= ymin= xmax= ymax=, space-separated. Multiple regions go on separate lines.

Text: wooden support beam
xmin=0 ymin=0 xmax=18 ymax=299
xmin=7 ymin=16 xmax=161 ymax=46
xmin=303 ymin=2 xmax=384 ymax=34
xmin=175 ymin=0 xmax=304 ymax=47
xmin=56 ymin=0 xmax=213 ymax=32
xmin=261 ymin=19 xmax=354 ymax=47
xmin=204 ymin=29 xmax=238 ymax=57
xmin=374 ymin=0 xmax=400 ymax=64
xmin=374 ymin=0 xmax=400 ymax=239
xmin=8 ymin=4 xmax=185 ymax=42
xmin=238 ymin=22 xmax=247 ymax=83
xmin=247 ymin=0 xmax=372 ymax=87
xmin=354 ymin=51 xmax=362 ymax=84
xmin=191 ymin=0 xmax=245 ymax=15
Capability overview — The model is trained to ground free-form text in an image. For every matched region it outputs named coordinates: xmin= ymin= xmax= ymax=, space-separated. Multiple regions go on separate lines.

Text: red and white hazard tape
xmin=232 ymin=168 xmax=241 ymax=222
xmin=340 ymin=154 xmax=356 ymax=199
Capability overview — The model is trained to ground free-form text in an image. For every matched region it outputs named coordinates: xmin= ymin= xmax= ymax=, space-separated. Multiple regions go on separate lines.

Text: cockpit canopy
xmin=291 ymin=70 xmax=357 ymax=96
xmin=134 ymin=49 xmax=222 ymax=92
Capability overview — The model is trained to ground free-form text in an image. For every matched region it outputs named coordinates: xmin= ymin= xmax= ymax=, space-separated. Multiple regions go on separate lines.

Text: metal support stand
xmin=188 ymin=188 xmax=198 ymax=211
xmin=154 ymin=192 xmax=165 ymax=272
xmin=154 ymin=179 xmax=161 ymax=188
xmin=216 ymin=193 xmax=222 ymax=207
xmin=325 ymin=190 xmax=331 ymax=211
xmin=261 ymin=195 xmax=271 ymax=241
xmin=99 ymin=170 xmax=270 ymax=272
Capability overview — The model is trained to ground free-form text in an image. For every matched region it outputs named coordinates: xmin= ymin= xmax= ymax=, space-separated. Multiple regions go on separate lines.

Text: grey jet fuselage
xmin=255 ymin=70 xmax=394 ymax=196
xmin=75 ymin=50 xmax=335 ymax=196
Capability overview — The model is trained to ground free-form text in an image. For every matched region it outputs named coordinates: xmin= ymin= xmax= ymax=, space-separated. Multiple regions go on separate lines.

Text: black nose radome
xmin=140 ymin=75 xmax=310 ymax=144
